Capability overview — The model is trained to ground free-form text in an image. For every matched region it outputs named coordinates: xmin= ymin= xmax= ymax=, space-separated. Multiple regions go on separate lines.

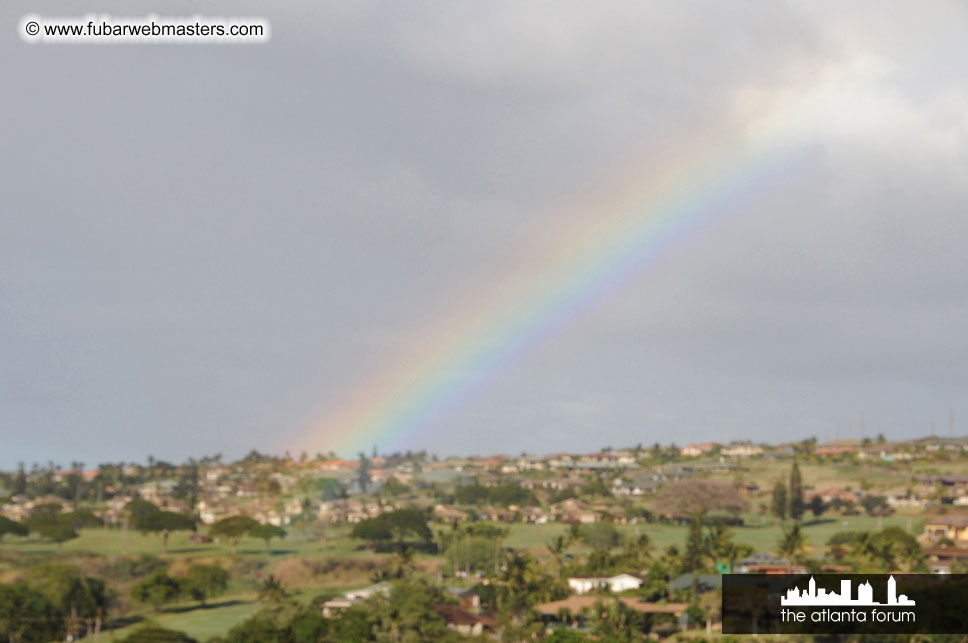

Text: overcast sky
xmin=2 ymin=1 xmax=967 ymax=468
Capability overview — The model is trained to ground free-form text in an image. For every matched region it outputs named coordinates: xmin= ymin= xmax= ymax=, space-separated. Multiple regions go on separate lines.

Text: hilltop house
xmin=721 ymin=443 xmax=764 ymax=458
xmin=681 ymin=443 xmax=719 ymax=457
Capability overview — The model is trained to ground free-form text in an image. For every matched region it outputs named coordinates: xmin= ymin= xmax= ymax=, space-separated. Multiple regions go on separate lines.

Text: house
xmin=681 ymin=443 xmax=719 ymax=457
xmin=567 ymin=573 xmax=643 ymax=595
xmin=520 ymin=476 xmax=584 ymax=492
xmin=612 ymin=476 xmax=661 ymax=497
xmin=321 ymin=582 xmax=391 ymax=617
xmin=922 ymin=515 xmax=968 ymax=545
xmin=883 ymin=489 xmax=926 ymax=509
xmin=721 ymin=443 xmax=764 ymax=458
xmin=433 ymin=505 xmax=470 ymax=522
xmin=923 ymin=546 xmax=968 ymax=574
xmin=858 ymin=445 xmax=913 ymax=462
xmin=518 ymin=506 xmax=551 ymax=524
xmin=196 ymin=500 xmax=235 ymax=525
xmin=810 ymin=487 xmax=859 ymax=505
xmin=920 ymin=475 xmax=968 ymax=495
xmin=284 ymin=498 xmax=305 ymax=517
xmin=579 ymin=452 xmax=637 ymax=466
xmin=0 ymin=503 xmax=29 ymax=522
xmin=551 ymin=499 xmax=598 ymax=524
xmin=477 ymin=507 xmax=514 ymax=522
xmin=444 ymin=587 xmax=482 ymax=611
xmin=253 ymin=510 xmax=287 ymax=527
xmin=434 ymin=605 xmax=496 ymax=636
xmin=811 ymin=440 xmax=861 ymax=458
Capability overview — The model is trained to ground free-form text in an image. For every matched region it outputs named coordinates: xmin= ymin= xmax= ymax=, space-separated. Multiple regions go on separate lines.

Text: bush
xmin=181 ymin=564 xmax=228 ymax=605
xmin=579 ymin=523 xmax=620 ymax=551
xmin=0 ymin=582 xmax=63 ymax=642
xmin=827 ymin=531 xmax=866 ymax=547
xmin=120 ymin=624 xmax=197 ymax=643
xmin=131 ymin=572 xmax=182 ymax=610
xmin=113 ymin=554 xmax=167 ymax=579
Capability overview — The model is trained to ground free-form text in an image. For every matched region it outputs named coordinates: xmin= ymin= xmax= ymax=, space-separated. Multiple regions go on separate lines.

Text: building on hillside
xmin=612 ymin=476 xmax=661 ymax=496
xmin=321 ymin=582 xmax=391 ymax=617
xmin=520 ymin=476 xmax=583 ymax=492
xmin=518 ymin=506 xmax=551 ymax=524
xmin=680 ymin=443 xmax=719 ymax=457
xmin=433 ymin=505 xmax=470 ymax=522
xmin=567 ymin=573 xmax=644 ymax=595
xmin=579 ymin=452 xmax=638 ymax=466
xmin=550 ymin=499 xmax=598 ymax=524
xmin=811 ymin=440 xmax=861 ymax=458
xmin=923 ymin=546 xmax=968 ymax=574
xmin=476 ymin=507 xmax=514 ymax=522
xmin=721 ymin=443 xmax=764 ymax=458
xmin=0 ymin=503 xmax=29 ymax=522
xmin=858 ymin=445 xmax=913 ymax=462
xmin=922 ymin=515 xmax=968 ymax=545
xmin=196 ymin=500 xmax=236 ymax=525
xmin=434 ymin=605 xmax=497 ymax=636
xmin=883 ymin=488 xmax=926 ymax=508
xmin=444 ymin=587 xmax=482 ymax=611
xmin=810 ymin=487 xmax=859 ymax=505
xmin=920 ymin=475 xmax=968 ymax=495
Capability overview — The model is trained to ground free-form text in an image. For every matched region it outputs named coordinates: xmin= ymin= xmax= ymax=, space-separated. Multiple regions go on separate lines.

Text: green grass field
xmin=504 ymin=514 xmax=924 ymax=555
xmin=1 ymin=523 xmax=389 ymax=561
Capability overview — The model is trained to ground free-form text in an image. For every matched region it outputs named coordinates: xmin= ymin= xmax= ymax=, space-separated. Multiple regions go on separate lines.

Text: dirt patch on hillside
xmin=269 ymin=557 xmax=386 ymax=587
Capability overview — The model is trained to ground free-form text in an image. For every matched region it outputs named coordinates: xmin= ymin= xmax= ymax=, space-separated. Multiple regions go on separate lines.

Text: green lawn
xmin=505 ymin=514 xmax=924 ymax=556
xmin=106 ymin=593 xmax=262 ymax=641
xmin=3 ymin=524 xmax=372 ymax=560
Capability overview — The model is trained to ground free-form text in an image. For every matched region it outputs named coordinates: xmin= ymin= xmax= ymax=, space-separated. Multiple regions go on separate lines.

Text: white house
xmin=567 ymin=574 xmax=643 ymax=595
xmin=721 ymin=443 xmax=764 ymax=458
xmin=322 ymin=582 xmax=392 ymax=617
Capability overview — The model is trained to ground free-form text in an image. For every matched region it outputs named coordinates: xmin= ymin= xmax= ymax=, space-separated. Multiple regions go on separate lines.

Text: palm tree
xmin=546 ymin=535 xmax=569 ymax=579
xmin=700 ymin=590 xmax=722 ymax=634
xmin=777 ymin=523 xmax=805 ymax=562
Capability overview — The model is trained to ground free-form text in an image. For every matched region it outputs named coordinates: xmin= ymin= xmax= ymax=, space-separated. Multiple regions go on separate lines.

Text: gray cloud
xmin=1 ymin=0 xmax=966 ymax=466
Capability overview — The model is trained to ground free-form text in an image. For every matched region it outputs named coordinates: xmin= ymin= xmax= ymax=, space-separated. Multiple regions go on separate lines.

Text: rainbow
xmin=292 ymin=119 xmax=810 ymax=457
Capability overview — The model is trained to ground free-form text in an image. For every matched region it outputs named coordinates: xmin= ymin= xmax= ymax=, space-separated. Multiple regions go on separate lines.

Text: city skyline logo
xmin=781 ymin=575 xmax=915 ymax=607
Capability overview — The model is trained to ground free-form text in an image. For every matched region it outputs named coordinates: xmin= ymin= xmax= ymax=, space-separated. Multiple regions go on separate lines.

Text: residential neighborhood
xmin=2 ymin=435 xmax=968 ymax=639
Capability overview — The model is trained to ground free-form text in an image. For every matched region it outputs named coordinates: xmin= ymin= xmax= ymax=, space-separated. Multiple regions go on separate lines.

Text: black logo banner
xmin=723 ymin=574 xmax=968 ymax=634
